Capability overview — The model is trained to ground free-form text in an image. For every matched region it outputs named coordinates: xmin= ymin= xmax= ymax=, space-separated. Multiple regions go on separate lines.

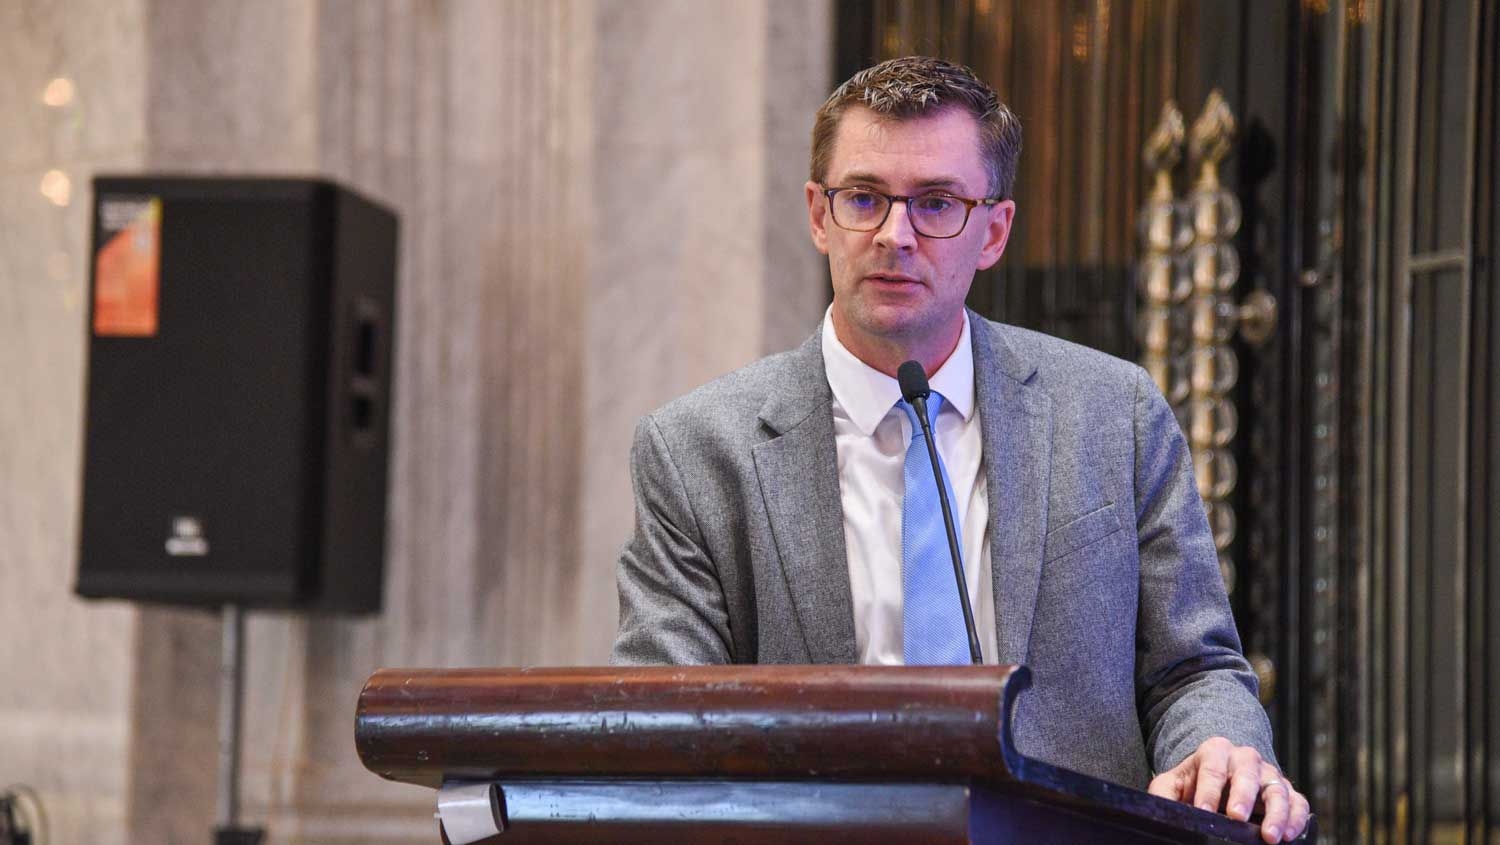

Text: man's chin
xmin=848 ymin=304 xmax=943 ymax=342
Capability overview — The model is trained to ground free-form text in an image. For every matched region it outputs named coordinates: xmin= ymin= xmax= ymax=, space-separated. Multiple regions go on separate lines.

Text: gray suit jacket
xmin=611 ymin=311 xmax=1275 ymax=788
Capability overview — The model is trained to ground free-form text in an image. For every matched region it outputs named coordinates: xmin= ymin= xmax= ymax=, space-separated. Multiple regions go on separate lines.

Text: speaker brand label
xmin=165 ymin=515 xmax=209 ymax=557
xmin=94 ymin=195 xmax=161 ymax=337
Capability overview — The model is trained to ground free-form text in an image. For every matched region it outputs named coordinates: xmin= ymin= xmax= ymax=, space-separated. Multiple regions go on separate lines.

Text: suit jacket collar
xmin=752 ymin=328 xmax=858 ymax=663
xmin=754 ymin=329 xmax=832 ymax=434
xmin=970 ymin=310 xmax=1052 ymax=666
xmin=751 ymin=313 xmax=1053 ymax=666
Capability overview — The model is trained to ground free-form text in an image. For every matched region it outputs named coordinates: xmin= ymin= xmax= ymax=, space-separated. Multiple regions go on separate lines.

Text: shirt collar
xmin=821 ymin=307 xmax=976 ymax=437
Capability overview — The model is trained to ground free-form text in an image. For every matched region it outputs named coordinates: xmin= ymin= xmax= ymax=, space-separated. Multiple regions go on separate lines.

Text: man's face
xmin=806 ymin=106 xmax=1015 ymax=364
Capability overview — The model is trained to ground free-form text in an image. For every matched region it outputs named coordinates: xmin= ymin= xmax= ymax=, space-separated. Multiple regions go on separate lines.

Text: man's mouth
xmin=864 ymin=273 xmax=922 ymax=285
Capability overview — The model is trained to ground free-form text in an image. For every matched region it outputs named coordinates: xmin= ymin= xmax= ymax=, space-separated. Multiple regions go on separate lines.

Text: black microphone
xmin=897 ymin=360 xmax=983 ymax=665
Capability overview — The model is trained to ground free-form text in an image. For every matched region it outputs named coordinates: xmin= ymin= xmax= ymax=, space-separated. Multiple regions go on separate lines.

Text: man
xmin=611 ymin=56 xmax=1310 ymax=843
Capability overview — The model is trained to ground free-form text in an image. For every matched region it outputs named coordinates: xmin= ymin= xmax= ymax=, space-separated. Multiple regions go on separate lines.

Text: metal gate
xmin=838 ymin=1 xmax=1500 ymax=840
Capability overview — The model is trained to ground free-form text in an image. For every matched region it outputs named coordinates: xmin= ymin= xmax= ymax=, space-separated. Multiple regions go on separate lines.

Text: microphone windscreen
xmin=897 ymin=360 xmax=930 ymax=403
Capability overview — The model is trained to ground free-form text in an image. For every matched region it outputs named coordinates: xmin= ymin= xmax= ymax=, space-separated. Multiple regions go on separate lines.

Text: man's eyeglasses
xmin=821 ymin=186 xmax=1000 ymax=239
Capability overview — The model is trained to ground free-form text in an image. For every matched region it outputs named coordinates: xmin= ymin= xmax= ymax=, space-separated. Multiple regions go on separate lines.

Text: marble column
xmin=577 ymin=0 xmax=835 ymax=655
xmin=0 ymin=3 xmax=148 ymax=845
xmin=0 ymin=1 xmax=832 ymax=842
xmin=126 ymin=3 xmax=324 ymax=842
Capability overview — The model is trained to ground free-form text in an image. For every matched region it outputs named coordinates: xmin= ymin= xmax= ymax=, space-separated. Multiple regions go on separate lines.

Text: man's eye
xmin=845 ymin=191 xmax=882 ymax=210
xmin=914 ymin=195 xmax=957 ymax=214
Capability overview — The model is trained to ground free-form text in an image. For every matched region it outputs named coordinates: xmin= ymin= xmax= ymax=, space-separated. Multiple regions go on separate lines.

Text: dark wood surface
xmin=453 ymin=781 xmax=977 ymax=845
xmin=442 ymin=780 xmax=1269 ymax=845
xmin=357 ymin=664 xmax=1020 ymax=787
xmin=356 ymin=665 xmax=1312 ymax=844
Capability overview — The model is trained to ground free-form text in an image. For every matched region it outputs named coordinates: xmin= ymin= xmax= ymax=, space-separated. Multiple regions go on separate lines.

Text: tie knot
xmin=898 ymin=393 xmax=944 ymax=441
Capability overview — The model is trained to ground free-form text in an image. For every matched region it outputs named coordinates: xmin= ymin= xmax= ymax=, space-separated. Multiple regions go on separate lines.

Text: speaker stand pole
xmin=214 ymin=603 xmax=264 ymax=845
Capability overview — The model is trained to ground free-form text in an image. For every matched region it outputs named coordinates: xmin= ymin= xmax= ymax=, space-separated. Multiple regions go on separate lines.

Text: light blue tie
xmin=898 ymin=394 xmax=972 ymax=665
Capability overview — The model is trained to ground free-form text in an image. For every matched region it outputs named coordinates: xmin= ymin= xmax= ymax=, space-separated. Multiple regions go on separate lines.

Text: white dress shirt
xmin=821 ymin=308 xmax=998 ymax=665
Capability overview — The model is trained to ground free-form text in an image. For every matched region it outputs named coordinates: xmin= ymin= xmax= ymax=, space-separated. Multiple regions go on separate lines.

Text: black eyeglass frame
xmin=820 ymin=185 xmax=1002 ymax=239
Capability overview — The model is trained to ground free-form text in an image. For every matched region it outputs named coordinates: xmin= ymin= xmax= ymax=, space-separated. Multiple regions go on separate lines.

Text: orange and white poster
xmin=93 ymin=196 xmax=161 ymax=337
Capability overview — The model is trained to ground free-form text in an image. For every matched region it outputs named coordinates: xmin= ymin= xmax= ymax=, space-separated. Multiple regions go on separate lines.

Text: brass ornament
xmin=1136 ymin=91 xmax=1279 ymax=627
xmin=1137 ymin=102 xmax=1185 ymax=400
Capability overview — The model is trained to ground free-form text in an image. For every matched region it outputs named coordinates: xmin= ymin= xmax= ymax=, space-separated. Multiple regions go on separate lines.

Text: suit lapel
xmin=751 ymin=332 xmax=858 ymax=664
xmin=971 ymin=314 xmax=1053 ymax=666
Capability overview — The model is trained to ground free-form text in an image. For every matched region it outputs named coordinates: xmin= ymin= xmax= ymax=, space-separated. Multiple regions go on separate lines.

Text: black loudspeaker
xmin=75 ymin=177 xmax=398 ymax=613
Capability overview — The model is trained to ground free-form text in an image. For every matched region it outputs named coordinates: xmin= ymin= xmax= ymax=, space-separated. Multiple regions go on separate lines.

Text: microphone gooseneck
xmin=897 ymin=360 xmax=983 ymax=665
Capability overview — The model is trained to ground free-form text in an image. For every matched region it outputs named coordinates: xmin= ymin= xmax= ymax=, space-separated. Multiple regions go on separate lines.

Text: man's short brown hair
xmin=810 ymin=56 xmax=1022 ymax=200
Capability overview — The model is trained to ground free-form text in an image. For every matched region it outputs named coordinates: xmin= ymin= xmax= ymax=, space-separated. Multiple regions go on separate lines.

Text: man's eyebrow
xmin=837 ymin=172 xmax=970 ymax=192
xmin=912 ymin=176 xmax=968 ymax=191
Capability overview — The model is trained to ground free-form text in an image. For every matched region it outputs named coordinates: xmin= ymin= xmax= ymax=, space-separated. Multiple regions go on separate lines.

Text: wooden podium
xmin=355 ymin=665 xmax=1312 ymax=844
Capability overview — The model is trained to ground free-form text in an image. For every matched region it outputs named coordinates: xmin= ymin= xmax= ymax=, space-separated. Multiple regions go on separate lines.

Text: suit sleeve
xmin=610 ymin=414 xmax=734 ymax=666
xmin=1130 ymin=367 xmax=1279 ymax=773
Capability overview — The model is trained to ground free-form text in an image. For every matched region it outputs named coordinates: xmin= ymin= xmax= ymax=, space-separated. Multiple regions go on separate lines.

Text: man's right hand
xmin=1146 ymin=737 xmax=1311 ymax=843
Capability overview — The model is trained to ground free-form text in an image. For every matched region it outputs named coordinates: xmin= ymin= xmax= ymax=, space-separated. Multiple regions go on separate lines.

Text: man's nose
xmin=873 ymin=200 xmax=919 ymax=250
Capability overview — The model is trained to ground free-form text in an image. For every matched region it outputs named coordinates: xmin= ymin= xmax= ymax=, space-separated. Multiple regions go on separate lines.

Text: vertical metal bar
xmin=1372 ymin=0 xmax=1406 ymax=840
xmin=216 ymin=603 xmax=245 ymax=829
xmin=1045 ymin=0 xmax=1064 ymax=336
xmin=1458 ymin=3 xmax=1484 ymax=839
xmin=1348 ymin=1 xmax=1380 ymax=835
xmin=1345 ymin=5 xmax=1380 ymax=839
xmin=1391 ymin=0 xmax=1422 ymax=839
xmin=1301 ymin=0 xmax=1348 ymax=819
xmin=1473 ymin=5 xmax=1500 ymax=841
xmin=1367 ymin=0 xmax=1401 ymax=837
xmin=1086 ymin=0 xmax=1108 ymax=346
xmin=1160 ymin=0 xmax=1178 ymax=110
xmin=1279 ymin=0 xmax=1306 ymax=784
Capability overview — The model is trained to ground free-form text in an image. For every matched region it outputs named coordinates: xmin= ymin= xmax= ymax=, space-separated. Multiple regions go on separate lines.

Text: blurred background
xmin=1 ymin=1 xmax=1496 ymax=843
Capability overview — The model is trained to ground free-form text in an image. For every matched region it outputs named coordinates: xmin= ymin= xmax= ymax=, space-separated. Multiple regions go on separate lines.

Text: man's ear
xmin=806 ymin=181 xmax=830 ymax=255
xmin=975 ymin=199 xmax=1015 ymax=271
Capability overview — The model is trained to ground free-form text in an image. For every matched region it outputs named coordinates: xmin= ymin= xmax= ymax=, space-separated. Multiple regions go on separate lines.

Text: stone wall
xmin=0 ymin=3 xmax=147 ymax=843
xmin=0 ymin=1 xmax=832 ymax=842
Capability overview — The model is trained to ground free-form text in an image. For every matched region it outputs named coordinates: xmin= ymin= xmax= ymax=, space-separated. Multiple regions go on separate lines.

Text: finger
xmin=1147 ymin=768 xmax=1186 ymax=801
xmin=1190 ymin=739 xmax=1233 ymax=812
xmin=1283 ymin=788 xmax=1312 ymax=841
xmin=1221 ymin=747 xmax=1264 ymax=821
xmin=1258 ymin=774 xmax=1292 ymax=843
